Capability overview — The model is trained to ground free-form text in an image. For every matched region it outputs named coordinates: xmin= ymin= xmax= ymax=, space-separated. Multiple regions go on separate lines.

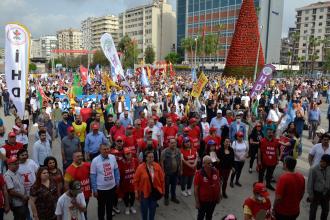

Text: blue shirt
xmin=120 ymin=117 xmax=132 ymax=128
xmin=84 ymin=131 xmax=109 ymax=154
xmin=210 ymin=116 xmax=228 ymax=136
xmin=58 ymin=120 xmax=72 ymax=139
xmin=308 ymin=109 xmax=321 ymax=122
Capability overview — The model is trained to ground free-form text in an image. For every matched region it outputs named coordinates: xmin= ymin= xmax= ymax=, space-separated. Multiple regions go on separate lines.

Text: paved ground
xmin=3 ymin=100 xmax=326 ymax=220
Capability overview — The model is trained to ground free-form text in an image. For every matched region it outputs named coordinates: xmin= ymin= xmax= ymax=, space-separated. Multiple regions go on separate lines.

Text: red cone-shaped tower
xmin=224 ymin=0 xmax=265 ymax=78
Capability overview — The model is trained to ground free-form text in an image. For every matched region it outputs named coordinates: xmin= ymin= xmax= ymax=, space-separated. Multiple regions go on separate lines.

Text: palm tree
xmin=308 ymin=36 xmax=321 ymax=74
xmin=290 ymin=31 xmax=300 ymax=70
xmin=181 ymin=37 xmax=195 ymax=66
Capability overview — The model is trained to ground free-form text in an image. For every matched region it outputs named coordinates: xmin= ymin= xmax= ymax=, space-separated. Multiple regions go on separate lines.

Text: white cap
xmin=237 ymin=111 xmax=244 ymax=115
xmin=217 ymin=109 xmax=222 ymax=114
xmin=316 ymin=128 xmax=325 ymax=134
xmin=201 ymin=114 xmax=207 ymax=118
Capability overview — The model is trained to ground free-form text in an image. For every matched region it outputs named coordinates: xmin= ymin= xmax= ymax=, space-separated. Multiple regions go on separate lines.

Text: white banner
xmin=100 ymin=33 xmax=125 ymax=81
xmin=5 ymin=23 xmax=30 ymax=119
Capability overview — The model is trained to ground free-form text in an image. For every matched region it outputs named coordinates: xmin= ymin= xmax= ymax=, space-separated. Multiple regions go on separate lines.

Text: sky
xmin=0 ymin=0 xmax=323 ymax=47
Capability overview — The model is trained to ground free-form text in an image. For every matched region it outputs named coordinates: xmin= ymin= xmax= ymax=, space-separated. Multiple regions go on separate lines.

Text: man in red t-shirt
xmin=80 ymin=102 xmax=92 ymax=122
xmin=64 ymin=150 xmax=91 ymax=218
xmin=168 ymin=106 xmax=180 ymax=124
xmin=273 ymin=156 xmax=305 ymax=220
xmin=188 ymin=118 xmax=201 ymax=150
xmin=162 ymin=117 xmax=178 ymax=149
xmin=194 ymin=155 xmax=221 ymax=220
xmin=258 ymin=128 xmax=280 ymax=190
xmin=203 ymin=127 xmax=221 ymax=149
xmin=110 ymin=120 xmax=126 ymax=142
xmin=3 ymin=132 xmax=23 ymax=158
xmin=124 ymin=125 xmax=137 ymax=157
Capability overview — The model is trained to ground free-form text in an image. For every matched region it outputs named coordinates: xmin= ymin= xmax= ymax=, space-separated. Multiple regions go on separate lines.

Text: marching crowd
xmin=0 ymin=72 xmax=329 ymax=220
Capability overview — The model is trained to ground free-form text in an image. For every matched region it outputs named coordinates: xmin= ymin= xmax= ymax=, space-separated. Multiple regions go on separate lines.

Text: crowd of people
xmin=0 ymin=71 xmax=329 ymax=220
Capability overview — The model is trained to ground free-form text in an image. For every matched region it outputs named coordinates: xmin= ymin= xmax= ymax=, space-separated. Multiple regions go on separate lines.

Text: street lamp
xmin=194 ymin=37 xmax=198 ymax=70
xmin=253 ymin=25 xmax=263 ymax=81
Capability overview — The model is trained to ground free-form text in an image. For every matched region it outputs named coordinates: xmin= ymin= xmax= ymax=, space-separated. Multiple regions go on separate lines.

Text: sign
xmin=249 ymin=64 xmax=275 ymax=98
xmin=100 ymin=33 xmax=125 ymax=80
xmin=191 ymin=72 xmax=208 ymax=98
xmin=5 ymin=23 xmax=30 ymax=119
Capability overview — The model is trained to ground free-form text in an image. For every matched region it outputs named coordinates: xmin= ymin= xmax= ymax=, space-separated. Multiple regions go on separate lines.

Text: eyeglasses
xmin=116 ymin=140 xmax=123 ymax=143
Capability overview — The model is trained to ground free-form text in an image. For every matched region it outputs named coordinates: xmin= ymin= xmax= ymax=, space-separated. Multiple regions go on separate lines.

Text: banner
xmin=100 ymin=33 xmax=125 ymax=80
xmin=5 ymin=23 xmax=30 ymax=119
xmin=191 ymin=72 xmax=208 ymax=98
xmin=250 ymin=64 xmax=276 ymax=98
xmin=79 ymin=65 xmax=88 ymax=86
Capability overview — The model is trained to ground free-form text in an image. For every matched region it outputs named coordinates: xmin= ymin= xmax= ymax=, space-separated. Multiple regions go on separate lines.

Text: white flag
xmin=100 ymin=33 xmax=125 ymax=79
xmin=5 ymin=23 xmax=30 ymax=119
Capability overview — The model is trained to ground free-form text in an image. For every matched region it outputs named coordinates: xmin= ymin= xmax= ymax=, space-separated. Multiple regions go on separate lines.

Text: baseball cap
xmin=217 ymin=109 xmax=222 ymax=114
xmin=67 ymin=126 xmax=74 ymax=132
xmin=8 ymin=132 xmax=16 ymax=138
xmin=7 ymin=156 xmax=18 ymax=164
xmin=124 ymin=148 xmax=132 ymax=154
xmin=209 ymin=127 xmax=217 ymax=132
xmin=126 ymin=125 xmax=133 ymax=130
xmin=183 ymin=127 xmax=191 ymax=132
xmin=316 ymin=128 xmax=325 ymax=134
xmin=201 ymin=114 xmax=207 ymax=118
xmin=237 ymin=111 xmax=244 ymax=115
xmin=253 ymin=183 xmax=269 ymax=197
xmin=236 ymin=131 xmax=244 ymax=137
xmin=146 ymin=129 xmax=153 ymax=133
xmin=207 ymin=140 xmax=216 ymax=145
xmin=116 ymin=136 xmax=124 ymax=141
xmin=183 ymin=137 xmax=191 ymax=143
xmin=91 ymin=123 xmax=99 ymax=130
xmin=189 ymin=118 xmax=197 ymax=124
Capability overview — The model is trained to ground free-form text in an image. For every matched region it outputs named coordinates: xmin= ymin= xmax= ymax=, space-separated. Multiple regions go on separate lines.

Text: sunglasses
xmin=116 ymin=140 xmax=123 ymax=143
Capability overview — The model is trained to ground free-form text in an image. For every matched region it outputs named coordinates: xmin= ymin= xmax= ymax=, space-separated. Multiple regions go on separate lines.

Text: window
xmin=319 ymin=22 xmax=323 ymax=26
xmin=320 ymin=8 xmax=324 ymax=12
xmin=305 ymin=17 xmax=309 ymax=21
xmin=318 ymin=29 xmax=322 ymax=33
xmin=320 ymin=16 xmax=324 ymax=19
xmin=304 ymin=24 xmax=308 ymax=27
xmin=304 ymin=30 xmax=308 ymax=33
xmin=305 ymin=10 xmax=309 ymax=14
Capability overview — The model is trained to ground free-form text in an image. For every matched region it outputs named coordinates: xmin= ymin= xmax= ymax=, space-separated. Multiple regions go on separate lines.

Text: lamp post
xmin=194 ymin=37 xmax=198 ymax=70
xmin=253 ymin=25 xmax=263 ymax=81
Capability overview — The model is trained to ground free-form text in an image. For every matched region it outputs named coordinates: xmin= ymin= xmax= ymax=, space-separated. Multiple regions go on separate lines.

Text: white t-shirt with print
xmin=17 ymin=159 xmax=39 ymax=195
xmin=55 ymin=192 xmax=86 ymax=220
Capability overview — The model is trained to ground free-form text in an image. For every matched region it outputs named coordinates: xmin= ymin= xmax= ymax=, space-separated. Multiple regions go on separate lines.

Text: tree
xmin=144 ymin=45 xmax=155 ymax=64
xmin=181 ymin=37 xmax=195 ymax=66
xmin=165 ymin=52 xmax=181 ymax=64
xmin=308 ymin=36 xmax=321 ymax=74
xmin=93 ymin=50 xmax=108 ymax=66
xmin=29 ymin=63 xmax=37 ymax=72
xmin=289 ymin=31 xmax=300 ymax=70
xmin=118 ymin=35 xmax=139 ymax=69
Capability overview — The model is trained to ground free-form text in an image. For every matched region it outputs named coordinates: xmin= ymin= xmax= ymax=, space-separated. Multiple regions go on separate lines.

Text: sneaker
xmin=187 ymin=189 xmax=192 ymax=196
xmin=164 ymin=198 xmax=169 ymax=206
xmin=181 ymin=191 xmax=188 ymax=197
xmin=113 ymin=206 xmax=120 ymax=214
xmin=171 ymin=197 xmax=180 ymax=204
xmin=130 ymin=207 xmax=137 ymax=214
xmin=249 ymin=168 xmax=252 ymax=173
xmin=125 ymin=207 xmax=130 ymax=215
xmin=235 ymin=182 xmax=242 ymax=187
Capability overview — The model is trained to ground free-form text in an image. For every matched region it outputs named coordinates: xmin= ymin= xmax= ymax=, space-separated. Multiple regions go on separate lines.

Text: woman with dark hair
xmin=248 ymin=123 xmax=264 ymax=173
xmin=30 ymin=167 xmax=59 ymax=220
xmin=44 ymin=156 xmax=63 ymax=195
xmin=218 ymin=138 xmax=234 ymax=198
xmin=280 ymin=122 xmax=299 ymax=160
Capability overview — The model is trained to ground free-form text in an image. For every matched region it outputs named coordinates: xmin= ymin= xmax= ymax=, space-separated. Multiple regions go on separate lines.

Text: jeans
xmin=275 ymin=212 xmax=298 ymax=220
xmin=3 ymin=102 xmax=9 ymax=116
xmin=249 ymin=144 xmax=259 ymax=169
xmin=230 ymin=161 xmax=245 ymax=184
xmin=220 ymin=168 xmax=231 ymax=194
xmin=165 ymin=172 xmax=178 ymax=199
xmin=309 ymin=120 xmax=319 ymax=140
xmin=181 ymin=175 xmax=194 ymax=191
xmin=258 ymin=165 xmax=276 ymax=185
xmin=123 ymin=192 xmax=135 ymax=207
xmin=97 ymin=187 xmax=116 ymax=220
xmin=140 ymin=195 xmax=157 ymax=220
xmin=12 ymin=205 xmax=29 ymax=220
xmin=197 ymin=201 xmax=217 ymax=220
xmin=309 ymin=192 xmax=330 ymax=220
xmin=0 ymin=208 xmax=3 ymax=220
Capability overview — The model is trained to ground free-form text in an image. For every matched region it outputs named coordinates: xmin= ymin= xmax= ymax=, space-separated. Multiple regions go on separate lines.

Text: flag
xmin=103 ymin=73 xmax=121 ymax=92
xmin=111 ymin=65 xmax=117 ymax=82
xmin=146 ymin=66 xmax=151 ymax=79
xmin=37 ymin=86 xmax=50 ymax=108
xmin=191 ymin=68 xmax=197 ymax=82
xmin=141 ymin=67 xmax=150 ymax=87
xmin=126 ymin=69 xmax=133 ymax=78
xmin=95 ymin=64 xmax=101 ymax=82
xmin=5 ymin=23 xmax=30 ymax=119
xmin=169 ymin=62 xmax=176 ymax=77
xmin=191 ymin=72 xmax=208 ymax=98
xmin=80 ymin=65 xmax=88 ymax=86
xmin=251 ymin=99 xmax=259 ymax=117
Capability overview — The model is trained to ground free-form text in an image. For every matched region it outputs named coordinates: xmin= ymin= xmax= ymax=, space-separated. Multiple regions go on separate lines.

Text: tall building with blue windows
xmin=176 ymin=0 xmax=283 ymax=66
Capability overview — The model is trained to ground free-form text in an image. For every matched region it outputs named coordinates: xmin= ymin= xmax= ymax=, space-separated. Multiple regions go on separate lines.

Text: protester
xmin=84 ymin=124 xmax=109 ymax=161
xmin=2 ymin=132 xmax=23 ymax=158
xmin=44 ymin=156 xmax=63 ymax=196
xmin=29 ymin=167 xmax=59 ymax=220
xmin=32 ymin=130 xmax=52 ymax=166
xmin=248 ymin=122 xmax=263 ymax=173
xmin=194 ymin=155 xmax=221 ymax=220
xmin=134 ymin=150 xmax=165 ymax=220
xmin=307 ymin=154 xmax=330 ymax=220
xmin=61 ymin=126 xmax=81 ymax=170
xmin=273 ymin=156 xmax=305 ymax=220
xmin=218 ymin=138 xmax=234 ymax=198
xmin=72 ymin=115 xmax=87 ymax=157
xmin=309 ymin=133 xmax=330 ymax=167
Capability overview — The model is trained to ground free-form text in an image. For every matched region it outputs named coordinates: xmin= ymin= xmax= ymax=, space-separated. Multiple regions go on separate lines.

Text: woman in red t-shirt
xmin=119 ymin=148 xmax=139 ymax=215
xmin=181 ymin=137 xmax=198 ymax=197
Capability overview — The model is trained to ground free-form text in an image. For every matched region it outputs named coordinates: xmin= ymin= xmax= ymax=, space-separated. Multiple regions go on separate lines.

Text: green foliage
xmin=93 ymin=50 xmax=108 ymax=66
xmin=144 ymin=46 xmax=155 ymax=64
xmin=29 ymin=63 xmax=37 ymax=71
xmin=165 ymin=52 xmax=181 ymax=64
xmin=118 ymin=35 xmax=139 ymax=69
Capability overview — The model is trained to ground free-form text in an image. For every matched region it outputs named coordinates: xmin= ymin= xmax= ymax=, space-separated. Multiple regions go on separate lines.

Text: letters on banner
xmin=249 ymin=64 xmax=276 ymax=98
xmin=191 ymin=72 xmax=208 ymax=98
xmin=5 ymin=23 xmax=30 ymax=119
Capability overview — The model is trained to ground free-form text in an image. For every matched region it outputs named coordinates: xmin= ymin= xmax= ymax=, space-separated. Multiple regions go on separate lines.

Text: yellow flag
xmin=191 ymin=72 xmax=208 ymax=98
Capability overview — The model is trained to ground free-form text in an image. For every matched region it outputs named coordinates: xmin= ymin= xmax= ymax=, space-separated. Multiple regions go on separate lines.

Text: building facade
xmin=30 ymin=39 xmax=42 ymax=59
xmin=0 ymin=48 xmax=4 ymax=59
xmin=280 ymin=27 xmax=296 ymax=65
xmin=91 ymin=15 xmax=119 ymax=49
xmin=81 ymin=17 xmax=95 ymax=50
xmin=56 ymin=28 xmax=83 ymax=53
xmin=119 ymin=0 xmax=177 ymax=62
xmin=295 ymin=1 xmax=330 ymax=72
xmin=177 ymin=0 xmax=283 ymax=65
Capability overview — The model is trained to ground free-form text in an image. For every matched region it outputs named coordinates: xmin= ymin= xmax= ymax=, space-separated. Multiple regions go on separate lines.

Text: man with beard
xmin=90 ymin=113 xmax=106 ymax=136
xmin=58 ymin=112 xmax=72 ymax=140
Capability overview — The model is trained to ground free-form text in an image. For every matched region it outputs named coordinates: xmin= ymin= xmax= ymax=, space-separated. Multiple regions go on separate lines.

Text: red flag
xmin=80 ymin=65 xmax=88 ymax=86
xmin=169 ymin=62 xmax=175 ymax=77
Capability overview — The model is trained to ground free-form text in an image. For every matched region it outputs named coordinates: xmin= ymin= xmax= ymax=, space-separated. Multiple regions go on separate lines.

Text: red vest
xmin=243 ymin=197 xmax=271 ymax=218
xmin=163 ymin=125 xmax=178 ymax=148
xmin=3 ymin=142 xmax=23 ymax=158
xmin=194 ymin=168 xmax=220 ymax=202
xmin=119 ymin=158 xmax=138 ymax=193
xmin=181 ymin=148 xmax=197 ymax=176
xmin=260 ymin=137 xmax=280 ymax=166
xmin=66 ymin=162 xmax=91 ymax=198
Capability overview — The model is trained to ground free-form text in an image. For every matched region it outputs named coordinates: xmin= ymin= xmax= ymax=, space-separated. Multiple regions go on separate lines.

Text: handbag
xmin=146 ymin=165 xmax=163 ymax=200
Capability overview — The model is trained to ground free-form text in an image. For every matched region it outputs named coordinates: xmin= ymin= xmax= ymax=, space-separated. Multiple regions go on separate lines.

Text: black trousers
xmin=197 ymin=201 xmax=217 ymax=220
xmin=230 ymin=161 xmax=245 ymax=183
xmin=309 ymin=192 xmax=330 ymax=220
xmin=249 ymin=145 xmax=259 ymax=169
xmin=258 ymin=165 xmax=276 ymax=185
xmin=165 ymin=172 xmax=178 ymax=199
xmin=97 ymin=187 xmax=116 ymax=220
xmin=12 ymin=205 xmax=29 ymax=220
xmin=123 ymin=192 xmax=135 ymax=207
